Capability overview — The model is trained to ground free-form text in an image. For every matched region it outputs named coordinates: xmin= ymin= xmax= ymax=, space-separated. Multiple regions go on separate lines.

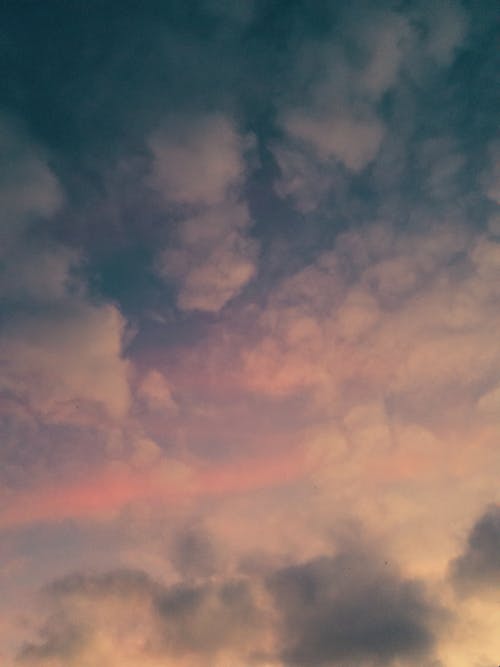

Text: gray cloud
xmin=18 ymin=538 xmax=447 ymax=667
xmin=268 ymin=547 xmax=441 ymax=667
xmin=18 ymin=569 xmax=268 ymax=666
xmin=0 ymin=116 xmax=62 ymax=248
xmin=0 ymin=122 xmax=131 ymax=425
xmin=271 ymin=0 xmax=469 ymax=213
xmin=449 ymin=504 xmax=500 ymax=598
xmin=169 ymin=527 xmax=218 ymax=579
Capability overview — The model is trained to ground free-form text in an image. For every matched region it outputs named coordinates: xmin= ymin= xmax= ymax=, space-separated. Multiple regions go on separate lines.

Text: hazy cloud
xmin=19 ymin=569 xmax=269 ymax=667
xmin=0 ymin=117 xmax=62 ymax=249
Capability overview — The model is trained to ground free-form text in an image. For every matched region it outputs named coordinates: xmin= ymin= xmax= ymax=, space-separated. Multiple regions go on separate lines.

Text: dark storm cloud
xmin=449 ymin=504 xmax=500 ymax=597
xmin=268 ymin=547 xmax=442 ymax=666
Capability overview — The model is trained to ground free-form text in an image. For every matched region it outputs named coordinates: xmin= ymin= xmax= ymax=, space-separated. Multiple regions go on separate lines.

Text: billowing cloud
xmin=268 ymin=547 xmax=441 ymax=666
xmin=272 ymin=1 xmax=468 ymax=211
xmin=0 ymin=302 xmax=130 ymax=422
xmin=157 ymin=201 xmax=258 ymax=312
xmin=149 ymin=114 xmax=249 ymax=208
xmin=18 ymin=569 xmax=270 ymax=667
xmin=0 ymin=120 xmax=131 ymax=425
xmin=449 ymin=504 xmax=500 ymax=597
xmin=0 ymin=1 xmax=498 ymax=665
xmin=18 ymin=536 xmax=446 ymax=667
xmin=150 ymin=114 xmax=258 ymax=312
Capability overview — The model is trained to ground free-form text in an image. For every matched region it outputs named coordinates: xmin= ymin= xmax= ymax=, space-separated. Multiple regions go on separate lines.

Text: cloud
xmin=0 ymin=117 xmax=62 ymax=249
xmin=271 ymin=1 xmax=468 ymax=212
xmin=449 ymin=504 xmax=500 ymax=597
xmin=0 ymin=120 xmax=132 ymax=426
xmin=137 ymin=370 xmax=178 ymax=413
xmin=169 ymin=526 xmax=218 ymax=578
xmin=272 ymin=143 xmax=335 ymax=213
xmin=150 ymin=114 xmax=259 ymax=311
xmin=18 ymin=569 xmax=270 ymax=667
xmin=482 ymin=140 xmax=500 ymax=205
xmin=17 ymin=533 xmax=447 ymax=667
xmin=417 ymin=0 xmax=468 ymax=66
xmin=268 ymin=545 xmax=441 ymax=667
xmin=0 ymin=118 xmax=73 ymax=304
xmin=157 ymin=201 xmax=258 ymax=312
xmin=282 ymin=112 xmax=385 ymax=173
xmin=148 ymin=114 xmax=249 ymax=208
xmin=0 ymin=302 xmax=130 ymax=422
xmin=270 ymin=7 xmax=408 ymax=209
xmin=417 ymin=137 xmax=466 ymax=202
xmin=230 ymin=219 xmax=500 ymax=416
xmin=0 ymin=2 xmax=496 ymax=665
xmin=0 ymin=244 xmax=80 ymax=302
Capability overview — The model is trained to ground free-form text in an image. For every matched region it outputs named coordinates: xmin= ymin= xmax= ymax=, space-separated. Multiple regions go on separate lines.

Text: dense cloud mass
xmin=18 ymin=540 xmax=445 ymax=667
xmin=1 ymin=0 xmax=499 ymax=665
xmin=268 ymin=548 xmax=441 ymax=667
xmin=450 ymin=504 xmax=500 ymax=598
xmin=19 ymin=569 xmax=269 ymax=667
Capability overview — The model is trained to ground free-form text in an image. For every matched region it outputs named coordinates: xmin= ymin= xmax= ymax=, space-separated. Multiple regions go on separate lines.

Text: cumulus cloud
xmin=449 ymin=504 xmax=500 ymax=598
xmin=272 ymin=1 xmax=468 ymax=211
xmin=268 ymin=548 xmax=440 ymax=666
xmin=149 ymin=114 xmax=249 ymax=208
xmin=0 ymin=118 xmax=74 ymax=304
xmin=18 ymin=569 xmax=270 ymax=667
xmin=157 ymin=201 xmax=258 ymax=312
xmin=1 ymin=2 xmax=497 ymax=665
xmin=268 ymin=545 xmax=441 ymax=667
xmin=0 ymin=302 xmax=130 ymax=422
xmin=233 ymin=219 xmax=500 ymax=416
xmin=0 ymin=122 xmax=131 ymax=425
xmin=17 ymin=533 xmax=447 ymax=667
xmin=149 ymin=114 xmax=258 ymax=311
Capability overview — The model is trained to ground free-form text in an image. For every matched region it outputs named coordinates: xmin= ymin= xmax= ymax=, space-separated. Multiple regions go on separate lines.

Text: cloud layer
xmin=1 ymin=1 xmax=499 ymax=665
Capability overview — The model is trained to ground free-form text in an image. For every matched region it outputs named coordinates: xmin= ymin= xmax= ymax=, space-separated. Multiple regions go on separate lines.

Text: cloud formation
xmin=450 ymin=504 xmax=500 ymax=598
xmin=0 ymin=123 xmax=131 ymax=425
xmin=272 ymin=1 xmax=468 ymax=211
xmin=269 ymin=547 xmax=441 ymax=667
xmin=150 ymin=114 xmax=258 ymax=312
xmin=18 ymin=569 xmax=270 ymax=667
xmin=1 ymin=1 xmax=499 ymax=665
xmin=18 ymin=538 xmax=445 ymax=667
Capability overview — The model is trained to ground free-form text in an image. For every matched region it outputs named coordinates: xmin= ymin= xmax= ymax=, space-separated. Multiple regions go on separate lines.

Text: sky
xmin=0 ymin=0 xmax=499 ymax=665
